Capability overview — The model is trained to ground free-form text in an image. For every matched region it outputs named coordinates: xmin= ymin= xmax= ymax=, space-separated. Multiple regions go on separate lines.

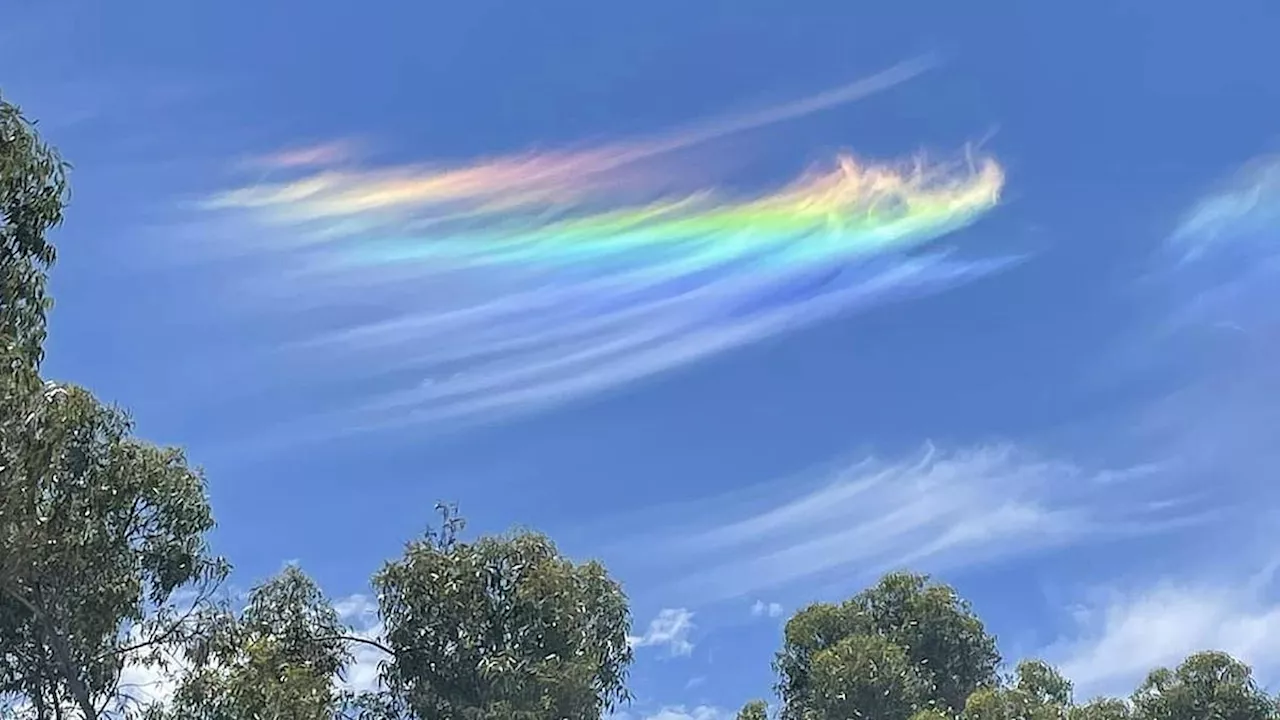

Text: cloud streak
xmin=247 ymin=140 xmax=360 ymax=170
xmin=623 ymin=445 xmax=1203 ymax=605
xmin=1131 ymin=154 xmax=1280 ymax=506
xmin=206 ymin=56 xmax=938 ymax=220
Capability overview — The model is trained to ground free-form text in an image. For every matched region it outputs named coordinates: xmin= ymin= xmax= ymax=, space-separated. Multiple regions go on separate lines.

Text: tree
xmin=961 ymin=660 xmax=1072 ymax=720
xmin=0 ymin=384 xmax=224 ymax=718
xmin=775 ymin=572 xmax=1000 ymax=720
xmin=1130 ymin=650 xmax=1279 ymax=720
xmin=372 ymin=504 xmax=634 ymax=720
xmin=0 ymin=92 xmax=68 ymax=371
xmin=151 ymin=565 xmax=352 ymax=720
xmin=803 ymin=633 xmax=930 ymax=720
xmin=1069 ymin=697 xmax=1132 ymax=720
xmin=1 ymin=90 xmax=226 ymax=720
xmin=736 ymin=699 xmax=769 ymax=720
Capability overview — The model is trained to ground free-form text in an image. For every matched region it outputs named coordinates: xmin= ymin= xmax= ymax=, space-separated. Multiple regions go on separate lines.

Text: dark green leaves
xmin=0 ymin=93 xmax=68 ymax=371
xmin=775 ymin=572 xmax=1000 ymax=720
xmin=1131 ymin=651 xmax=1279 ymax=720
xmin=0 ymin=384 xmax=223 ymax=716
xmin=737 ymin=699 xmax=770 ymax=720
xmin=372 ymin=506 xmax=634 ymax=720
xmin=154 ymin=566 xmax=351 ymax=720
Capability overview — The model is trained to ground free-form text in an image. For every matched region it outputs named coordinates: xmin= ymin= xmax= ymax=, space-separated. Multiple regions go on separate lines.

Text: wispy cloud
xmin=609 ymin=706 xmax=733 ymax=720
xmin=1044 ymin=564 xmax=1280 ymax=698
xmin=334 ymin=593 xmax=387 ymax=694
xmin=641 ymin=707 xmax=733 ymax=720
xmin=207 ymin=57 xmax=938 ymax=220
xmin=1025 ymin=155 xmax=1280 ymax=701
xmin=311 ymin=250 xmax=1011 ymax=436
xmin=750 ymin=600 xmax=784 ymax=619
xmin=113 ymin=628 xmax=185 ymax=712
xmin=629 ymin=608 xmax=697 ymax=657
xmin=246 ymin=140 xmax=361 ymax=170
xmin=628 ymin=445 xmax=1203 ymax=604
xmin=1119 ymin=154 xmax=1280 ymax=511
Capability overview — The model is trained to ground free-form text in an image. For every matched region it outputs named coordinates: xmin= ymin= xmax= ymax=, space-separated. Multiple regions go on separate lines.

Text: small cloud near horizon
xmin=1043 ymin=562 xmax=1280 ymax=698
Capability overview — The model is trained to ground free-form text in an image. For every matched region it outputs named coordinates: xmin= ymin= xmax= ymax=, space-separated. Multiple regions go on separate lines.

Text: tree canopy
xmin=372 ymin=505 xmax=633 ymax=720
xmin=0 ymin=91 xmax=67 ymax=371
xmin=2 ymin=93 xmax=223 ymax=719
xmin=775 ymin=571 xmax=1001 ymax=719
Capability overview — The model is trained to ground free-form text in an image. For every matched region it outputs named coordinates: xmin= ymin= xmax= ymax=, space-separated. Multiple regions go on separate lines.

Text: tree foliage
xmin=776 ymin=572 xmax=1000 ymax=720
xmin=1131 ymin=651 xmax=1278 ymax=720
xmin=768 ymin=574 xmax=1280 ymax=720
xmin=0 ymin=383 xmax=224 ymax=717
xmin=960 ymin=660 xmax=1073 ymax=720
xmin=0 ymin=91 xmax=67 ymax=371
xmin=372 ymin=505 xmax=633 ymax=720
xmin=150 ymin=566 xmax=350 ymax=720
xmin=1069 ymin=697 xmax=1134 ymax=720
xmin=804 ymin=633 xmax=929 ymax=720
xmin=736 ymin=699 xmax=769 ymax=720
xmin=1 ymin=93 xmax=223 ymax=720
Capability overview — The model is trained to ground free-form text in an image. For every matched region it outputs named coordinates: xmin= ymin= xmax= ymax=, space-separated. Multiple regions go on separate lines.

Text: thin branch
xmin=316 ymin=634 xmax=397 ymax=657
xmin=92 ymin=577 xmax=222 ymax=662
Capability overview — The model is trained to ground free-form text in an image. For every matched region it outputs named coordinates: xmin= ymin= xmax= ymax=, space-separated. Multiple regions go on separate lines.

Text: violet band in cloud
xmin=203 ymin=58 xmax=1017 ymax=431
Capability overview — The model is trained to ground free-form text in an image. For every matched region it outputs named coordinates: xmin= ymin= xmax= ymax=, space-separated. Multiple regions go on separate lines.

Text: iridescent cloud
xmin=207 ymin=57 xmax=938 ymax=220
xmin=247 ymin=140 xmax=359 ymax=170
xmin=204 ymin=59 xmax=1016 ymax=433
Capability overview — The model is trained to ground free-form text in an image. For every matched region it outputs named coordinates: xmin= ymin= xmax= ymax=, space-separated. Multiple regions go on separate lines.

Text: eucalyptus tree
xmin=1 ymin=92 xmax=224 ymax=719
xmin=371 ymin=505 xmax=634 ymax=720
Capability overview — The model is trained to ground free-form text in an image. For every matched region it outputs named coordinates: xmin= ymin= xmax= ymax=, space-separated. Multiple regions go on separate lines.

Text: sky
xmin=4 ymin=0 xmax=1280 ymax=716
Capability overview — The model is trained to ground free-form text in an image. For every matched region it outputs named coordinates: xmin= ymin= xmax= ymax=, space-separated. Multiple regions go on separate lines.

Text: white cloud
xmin=107 ymin=615 xmax=203 ymax=714
xmin=750 ymin=600 xmax=783 ymax=618
xmin=1045 ymin=567 xmax=1280 ymax=698
xmin=334 ymin=594 xmax=389 ymax=694
xmin=627 ymin=706 xmax=732 ymax=720
xmin=629 ymin=608 xmax=696 ymax=657
xmin=1033 ymin=159 xmax=1280 ymax=703
xmin=650 ymin=444 xmax=1198 ymax=603
xmin=334 ymin=592 xmax=379 ymax=623
xmin=1126 ymin=154 xmax=1280 ymax=503
xmin=114 ymin=657 xmax=182 ymax=710
xmin=105 ymin=593 xmax=391 ymax=715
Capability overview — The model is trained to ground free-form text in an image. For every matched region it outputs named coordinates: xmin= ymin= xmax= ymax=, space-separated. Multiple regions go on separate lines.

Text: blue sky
xmin=5 ymin=0 xmax=1280 ymax=716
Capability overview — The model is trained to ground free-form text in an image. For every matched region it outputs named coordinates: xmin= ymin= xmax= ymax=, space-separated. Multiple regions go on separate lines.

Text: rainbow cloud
xmin=208 ymin=57 xmax=937 ymax=220
xmin=203 ymin=59 xmax=1017 ymax=433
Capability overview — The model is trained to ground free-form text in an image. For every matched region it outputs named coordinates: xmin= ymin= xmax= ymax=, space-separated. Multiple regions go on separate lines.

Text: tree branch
xmin=317 ymin=634 xmax=397 ymax=656
xmin=0 ymin=583 xmax=99 ymax=720
xmin=91 ymin=577 xmax=221 ymax=663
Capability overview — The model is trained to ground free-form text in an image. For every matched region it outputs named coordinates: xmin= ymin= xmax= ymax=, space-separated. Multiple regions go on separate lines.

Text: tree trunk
xmin=36 ymin=603 xmax=99 ymax=720
xmin=0 ymin=583 xmax=99 ymax=719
